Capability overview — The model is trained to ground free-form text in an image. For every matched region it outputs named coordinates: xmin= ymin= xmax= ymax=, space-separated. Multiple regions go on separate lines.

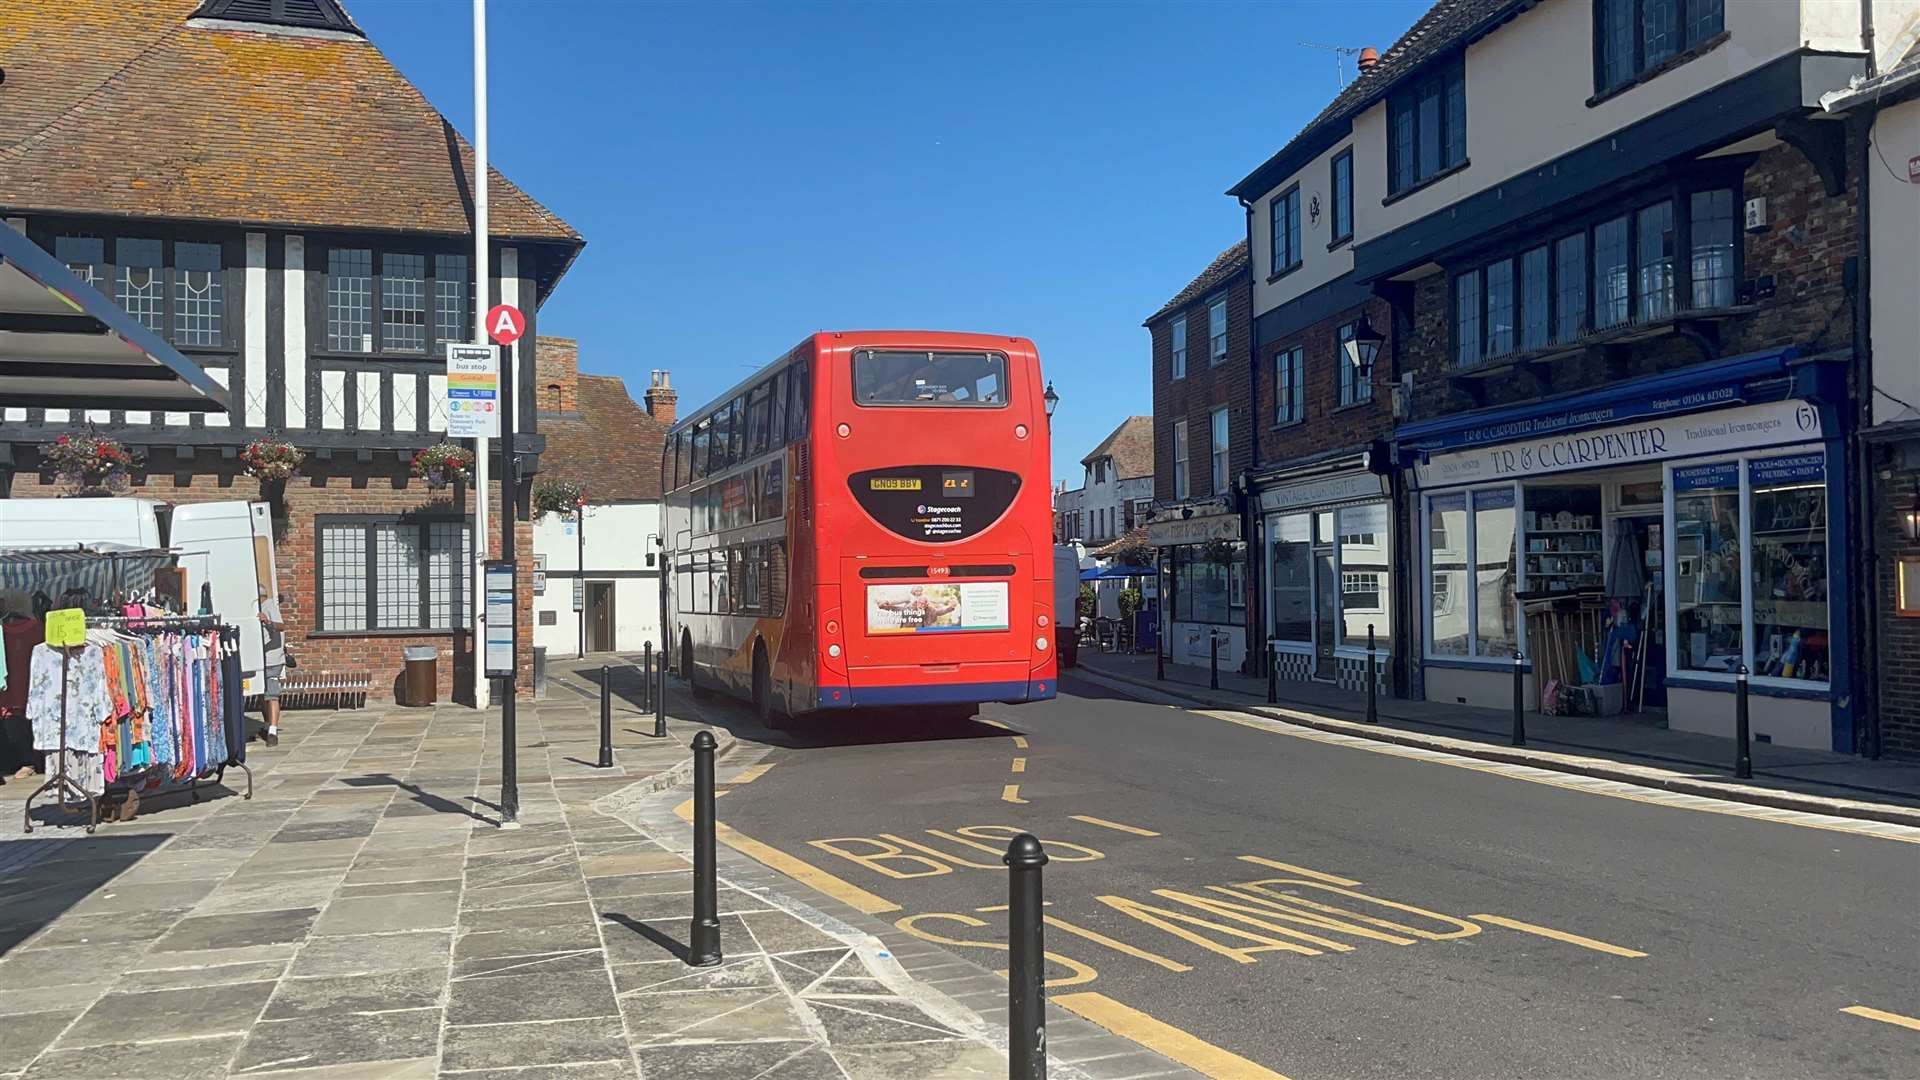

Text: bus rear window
xmin=853 ymin=350 xmax=1007 ymax=407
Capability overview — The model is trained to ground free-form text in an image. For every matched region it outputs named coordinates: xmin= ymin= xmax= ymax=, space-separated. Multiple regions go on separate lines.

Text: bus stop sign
xmin=487 ymin=304 xmax=526 ymax=346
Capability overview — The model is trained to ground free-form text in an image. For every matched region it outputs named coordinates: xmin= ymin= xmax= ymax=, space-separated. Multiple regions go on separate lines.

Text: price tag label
xmin=44 ymin=608 xmax=87 ymax=647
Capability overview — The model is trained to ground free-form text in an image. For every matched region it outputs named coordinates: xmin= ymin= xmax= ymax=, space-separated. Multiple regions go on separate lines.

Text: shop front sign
xmin=1258 ymin=470 xmax=1389 ymax=514
xmin=1416 ymin=399 xmax=1823 ymax=487
xmin=1147 ymin=513 xmax=1242 ymax=546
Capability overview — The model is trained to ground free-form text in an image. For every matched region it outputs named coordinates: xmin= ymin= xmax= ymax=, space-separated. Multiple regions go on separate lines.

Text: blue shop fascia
xmin=1393 ymin=349 xmax=1856 ymax=753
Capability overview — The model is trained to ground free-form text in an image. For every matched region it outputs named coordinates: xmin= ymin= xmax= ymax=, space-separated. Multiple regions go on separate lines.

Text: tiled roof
xmin=1227 ymin=0 xmax=1522 ymax=199
xmin=0 ymin=0 xmax=578 ymax=243
xmin=539 ymin=373 xmax=671 ymax=503
xmin=1081 ymin=416 xmax=1154 ymax=479
xmin=1143 ymin=239 xmax=1248 ymax=326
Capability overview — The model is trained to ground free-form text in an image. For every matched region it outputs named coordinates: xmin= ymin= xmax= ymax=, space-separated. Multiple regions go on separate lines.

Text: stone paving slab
xmin=0 ymin=655 xmax=1126 ymax=1078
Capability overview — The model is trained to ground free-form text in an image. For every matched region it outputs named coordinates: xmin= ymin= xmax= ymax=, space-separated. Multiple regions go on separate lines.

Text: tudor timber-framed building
xmin=0 ymin=0 xmax=583 ymax=702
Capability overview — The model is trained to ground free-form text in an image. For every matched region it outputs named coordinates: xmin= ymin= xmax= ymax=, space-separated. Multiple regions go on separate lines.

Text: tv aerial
xmin=1299 ymin=42 xmax=1364 ymax=90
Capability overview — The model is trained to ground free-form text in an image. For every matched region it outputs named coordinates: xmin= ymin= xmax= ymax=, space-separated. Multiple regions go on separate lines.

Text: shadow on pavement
xmin=0 ymin=833 xmax=170 ymax=959
xmin=602 ymin=911 xmax=688 ymax=962
xmin=341 ymin=773 xmax=494 ymax=824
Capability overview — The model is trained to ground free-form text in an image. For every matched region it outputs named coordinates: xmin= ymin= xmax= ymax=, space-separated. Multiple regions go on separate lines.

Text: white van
xmin=0 ymin=498 xmax=279 ymax=692
xmin=1053 ymin=543 xmax=1081 ymax=668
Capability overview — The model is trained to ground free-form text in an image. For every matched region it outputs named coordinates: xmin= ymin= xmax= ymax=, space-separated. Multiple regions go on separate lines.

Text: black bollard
xmin=1367 ymin=623 xmax=1379 ymax=724
xmin=597 ymin=664 xmax=613 ymax=769
xmin=1266 ymin=642 xmax=1277 ymax=704
xmin=688 ymin=730 xmax=722 ymax=967
xmin=642 ymin=641 xmax=653 ymax=712
xmin=654 ymin=647 xmax=668 ymax=739
xmin=1511 ymin=650 xmax=1527 ymax=747
xmin=1209 ymin=633 xmax=1220 ymax=691
xmin=1734 ymin=664 xmax=1752 ymax=779
xmin=1156 ymin=643 xmax=1164 ymax=682
xmin=1004 ymin=834 xmax=1049 ymax=1080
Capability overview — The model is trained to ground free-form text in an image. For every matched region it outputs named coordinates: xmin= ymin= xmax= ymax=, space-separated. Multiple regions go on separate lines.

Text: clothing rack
xmin=23 ymin=616 xmax=252 ymax=834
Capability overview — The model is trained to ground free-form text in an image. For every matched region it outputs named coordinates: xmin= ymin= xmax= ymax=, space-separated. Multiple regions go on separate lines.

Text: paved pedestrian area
xmin=0 ymin=657 xmax=1015 ymax=1079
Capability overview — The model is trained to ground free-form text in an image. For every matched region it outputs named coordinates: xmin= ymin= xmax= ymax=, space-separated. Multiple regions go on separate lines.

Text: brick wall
xmin=1256 ymin=296 xmax=1398 ymax=464
xmin=9 ymin=450 xmax=537 ymax=704
xmin=1402 ymin=138 xmax=1860 ymax=423
xmin=1874 ymin=445 xmax=1920 ymax=760
xmin=1150 ymin=270 xmax=1254 ymax=502
xmin=535 ymin=335 xmax=580 ymax=416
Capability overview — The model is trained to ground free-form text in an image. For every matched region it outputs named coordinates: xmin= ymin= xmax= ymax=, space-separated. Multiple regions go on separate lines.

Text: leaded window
xmin=56 ymin=236 xmax=105 ymax=291
xmin=381 ymin=253 xmax=427 ymax=353
xmin=434 ymin=254 xmax=470 ymax=344
xmin=1690 ymin=189 xmax=1736 ymax=309
xmin=317 ymin=518 xmax=471 ymax=632
xmin=1593 ymin=215 xmax=1631 ymax=330
xmin=327 ymin=248 xmax=375 ymax=352
xmin=1387 ymin=57 xmax=1466 ymax=196
xmin=1636 ymin=200 xmax=1675 ymax=321
xmin=174 ymin=243 xmax=225 ymax=346
xmin=115 ymin=238 xmax=165 ymax=333
xmin=1596 ymin=0 xmax=1724 ymax=96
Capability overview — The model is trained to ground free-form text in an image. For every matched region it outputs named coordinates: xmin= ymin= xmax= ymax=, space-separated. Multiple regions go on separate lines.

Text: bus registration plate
xmin=869 ymin=477 xmax=922 ymax=491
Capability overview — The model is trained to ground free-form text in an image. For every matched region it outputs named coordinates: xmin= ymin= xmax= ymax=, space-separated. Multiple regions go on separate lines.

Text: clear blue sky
xmin=353 ymin=0 xmax=1428 ymax=489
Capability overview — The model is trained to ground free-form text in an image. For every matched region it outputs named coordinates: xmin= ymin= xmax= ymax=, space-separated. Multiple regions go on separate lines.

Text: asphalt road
xmin=708 ymin=673 xmax=1920 ymax=1080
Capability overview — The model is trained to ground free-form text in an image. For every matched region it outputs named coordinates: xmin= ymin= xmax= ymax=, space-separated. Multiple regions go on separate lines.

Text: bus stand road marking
xmin=1002 ymin=784 xmax=1027 ymax=804
xmin=1471 ymin=914 xmax=1647 ymax=958
xmin=728 ymin=763 xmax=776 ymax=784
xmin=1053 ymin=991 xmax=1295 ymax=1080
xmin=1071 ymin=814 xmax=1160 ymax=837
xmin=1012 ymin=735 xmax=1029 ymax=749
xmin=1841 ymin=1005 xmax=1920 ymax=1032
xmin=672 ymin=798 xmax=900 ymax=915
xmin=1011 ymin=757 xmax=1027 ymax=773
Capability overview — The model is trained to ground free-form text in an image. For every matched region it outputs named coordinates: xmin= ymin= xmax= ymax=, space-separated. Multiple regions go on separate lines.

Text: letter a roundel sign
xmin=486 ymin=304 xmax=526 ymax=346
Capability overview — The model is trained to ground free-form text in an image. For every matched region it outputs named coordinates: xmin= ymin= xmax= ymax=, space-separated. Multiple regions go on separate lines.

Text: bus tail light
xmin=1037 ymin=614 xmax=1049 ymax=628
xmin=1036 ymin=636 xmax=1049 ymax=651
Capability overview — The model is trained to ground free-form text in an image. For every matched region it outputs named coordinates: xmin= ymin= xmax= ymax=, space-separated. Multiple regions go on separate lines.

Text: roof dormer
xmin=192 ymin=0 xmax=362 ymax=37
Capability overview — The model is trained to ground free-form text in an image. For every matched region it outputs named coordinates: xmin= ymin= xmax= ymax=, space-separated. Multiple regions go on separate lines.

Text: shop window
xmin=1271 ymin=514 xmax=1314 ymax=644
xmin=1474 ymin=489 xmax=1518 ymax=657
xmin=1339 ymin=503 xmax=1392 ymax=644
xmin=1429 ymin=493 xmax=1471 ymax=656
xmin=1674 ymin=461 xmax=1743 ymax=672
xmin=1171 ymin=544 xmax=1240 ymax=626
xmin=1521 ymin=486 xmax=1606 ymax=592
xmin=1749 ymin=455 xmax=1829 ymax=681
xmin=1426 ymin=488 xmax=1515 ymax=658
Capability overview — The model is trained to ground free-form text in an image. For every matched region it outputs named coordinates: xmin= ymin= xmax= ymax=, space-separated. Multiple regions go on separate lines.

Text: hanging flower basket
xmin=412 ymin=442 xmax=475 ymax=489
xmin=531 ymin=479 xmax=585 ymax=520
xmin=39 ymin=429 xmax=141 ymax=495
xmin=240 ymin=437 xmax=306 ymax=483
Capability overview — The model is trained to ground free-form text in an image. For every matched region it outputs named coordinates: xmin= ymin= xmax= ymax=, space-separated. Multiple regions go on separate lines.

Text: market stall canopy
xmin=0 ymin=222 xmax=228 ymax=413
xmin=1079 ymin=565 xmax=1155 ymax=581
xmin=0 ymin=543 xmax=177 ymax=600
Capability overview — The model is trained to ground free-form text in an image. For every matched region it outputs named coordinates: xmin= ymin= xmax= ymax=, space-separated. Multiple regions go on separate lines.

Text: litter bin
xmin=401 ymin=646 xmax=438 ymax=707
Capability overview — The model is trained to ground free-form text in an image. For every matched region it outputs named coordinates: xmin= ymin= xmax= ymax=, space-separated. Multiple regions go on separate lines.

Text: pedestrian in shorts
xmin=258 ymin=585 xmax=286 ymax=746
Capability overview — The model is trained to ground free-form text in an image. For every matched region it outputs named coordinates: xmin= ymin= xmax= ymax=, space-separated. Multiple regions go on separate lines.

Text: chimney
xmin=645 ymin=369 xmax=678 ymax=427
xmin=1357 ymin=47 xmax=1380 ymax=72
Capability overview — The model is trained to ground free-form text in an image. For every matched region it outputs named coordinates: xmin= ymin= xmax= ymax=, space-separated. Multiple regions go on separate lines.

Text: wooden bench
xmin=270 ymin=671 xmax=373 ymax=710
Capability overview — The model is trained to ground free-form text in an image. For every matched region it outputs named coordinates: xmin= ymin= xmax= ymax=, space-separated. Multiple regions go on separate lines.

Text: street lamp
xmin=1043 ymin=381 xmax=1060 ymax=421
xmin=1342 ymin=315 xmax=1386 ymax=383
xmin=1901 ymin=480 xmax=1920 ymax=543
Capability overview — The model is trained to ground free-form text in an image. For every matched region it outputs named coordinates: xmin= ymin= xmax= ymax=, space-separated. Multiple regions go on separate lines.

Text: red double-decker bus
xmin=659 ymin=331 xmax=1057 ymax=726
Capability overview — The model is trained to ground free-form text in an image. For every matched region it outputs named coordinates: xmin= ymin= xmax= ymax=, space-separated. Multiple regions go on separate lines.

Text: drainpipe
xmin=1240 ymin=194 xmax=1267 ymax=678
xmin=1862 ymin=0 xmax=1878 ymax=78
xmin=1854 ymin=111 xmax=1881 ymax=757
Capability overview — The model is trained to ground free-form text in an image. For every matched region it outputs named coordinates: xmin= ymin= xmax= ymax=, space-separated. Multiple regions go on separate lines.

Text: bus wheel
xmin=753 ymin=645 xmax=786 ymax=731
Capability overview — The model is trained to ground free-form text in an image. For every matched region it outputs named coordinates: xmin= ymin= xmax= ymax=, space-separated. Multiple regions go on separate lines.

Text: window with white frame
xmin=1425 ymin=487 xmax=1517 ymax=658
xmin=316 ymin=517 xmax=471 ymax=632
xmin=1210 ymin=407 xmax=1230 ymax=493
xmin=1275 ymin=346 xmax=1304 ymax=424
xmin=54 ymin=234 xmax=227 ymax=347
xmin=1173 ymin=420 xmax=1189 ymax=500
xmin=326 ymin=246 xmax=473 ymax=355
xmin=1268 ymin=502 xmax=1393 ymax=647
xmin=1208 ymin=296 xmax=1228 ymax=362
xmin=1171 ymin=316 xmax=1187 ymax=379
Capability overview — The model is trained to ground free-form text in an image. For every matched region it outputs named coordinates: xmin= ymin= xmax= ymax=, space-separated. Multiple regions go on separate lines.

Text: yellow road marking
xmin=1011 ymin=757 xmax=1027 ymax=773
xmin=1236 ymin=855 xmax=1360 ymax=886
xmin=1044 ymin=914 xmax=1193 ymax=972
xmin=1071 ymin=815 xmax=1160 ymax=837
xmin=1054 ymin=991 xmax=1294 ymax=1080
xmin=1013 ymin=735 xmax=1029 ymax=749
xmin=672 ymin=799 xmax=900 ymax=914
xmin=1001 ymin=784 xmax=1027 ymax=804
xmin=973 ymin=902 xmax=1054 ymax=912
xmin=729 ymin=763 xmax=775 ymax=784
xmin=1472 ymin=914 xmax=1646 ymax=958
xmin=1842 ymin=1005 xmax=1920 ymax=1032
xmin=979 ymin=718 xmax=1011 ymax=730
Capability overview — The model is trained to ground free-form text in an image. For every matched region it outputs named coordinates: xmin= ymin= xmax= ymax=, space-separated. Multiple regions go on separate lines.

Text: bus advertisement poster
xmin=866 ymin=582 xmax=1009 ymax=634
